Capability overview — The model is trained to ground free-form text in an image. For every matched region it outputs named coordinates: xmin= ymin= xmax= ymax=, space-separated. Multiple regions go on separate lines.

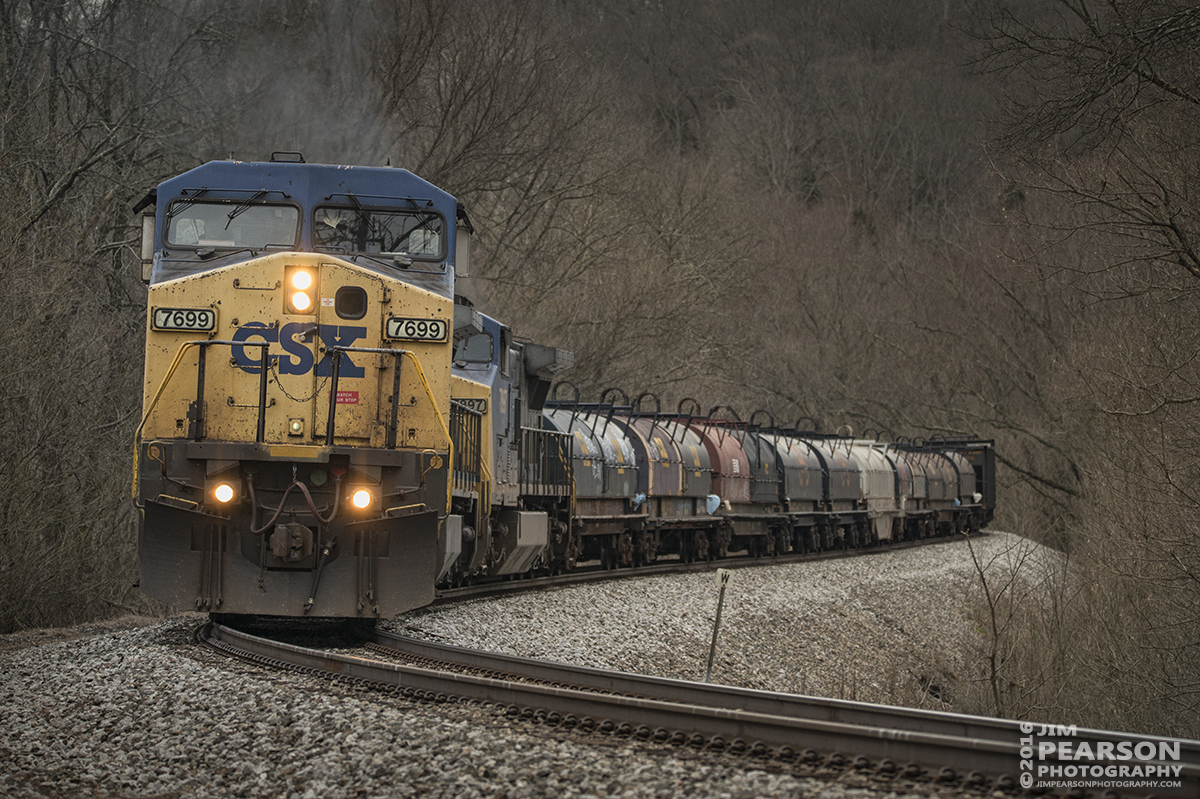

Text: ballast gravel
xmin=0 ymin=532 xmax=1048 ymax=799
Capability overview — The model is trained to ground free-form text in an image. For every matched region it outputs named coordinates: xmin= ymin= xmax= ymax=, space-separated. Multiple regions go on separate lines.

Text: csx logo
xmin=232 ymin=322 xmax=366 ymax=378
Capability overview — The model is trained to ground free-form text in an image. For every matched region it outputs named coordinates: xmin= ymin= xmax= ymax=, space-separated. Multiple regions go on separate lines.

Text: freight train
xmin=132 ymin=155 xmax=995 ymax=620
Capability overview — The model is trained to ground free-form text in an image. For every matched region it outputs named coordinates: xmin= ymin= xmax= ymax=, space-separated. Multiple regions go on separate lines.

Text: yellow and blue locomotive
xmin=133 ymin=154 xmax=572 ymax=619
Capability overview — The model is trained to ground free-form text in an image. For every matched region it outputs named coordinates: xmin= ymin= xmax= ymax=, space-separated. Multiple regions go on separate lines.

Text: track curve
xmin=201 ymin=621 xmax=1200 ymax=798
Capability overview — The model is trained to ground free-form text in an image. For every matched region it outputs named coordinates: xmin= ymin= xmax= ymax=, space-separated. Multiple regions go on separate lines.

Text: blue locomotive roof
xmin=158 ymin=160 xmax=457 ymax=215
xmin=150 ymin=159 xmax=460 ymax=296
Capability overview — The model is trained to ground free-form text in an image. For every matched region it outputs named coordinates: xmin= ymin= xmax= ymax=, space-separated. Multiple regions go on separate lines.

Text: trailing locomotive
xmin=133 ymin=155 xmax=995 ymax=621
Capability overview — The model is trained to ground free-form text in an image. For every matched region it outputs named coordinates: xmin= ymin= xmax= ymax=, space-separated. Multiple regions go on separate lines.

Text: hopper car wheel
xmin=712 ymin=527 xmax=730 ymax=559
xmin=600 ymin=541 xmax=616 ymax=570
xmin=617 ymin=531 xmax=636 ymax=567
xmin=774 ymin=530 xmax=789 ymax=556
xmin=636 ymin=531 xmax=658 ymax=566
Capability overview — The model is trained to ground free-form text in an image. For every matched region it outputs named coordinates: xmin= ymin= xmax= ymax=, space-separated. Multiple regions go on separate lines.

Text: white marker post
xmin=705 ymin=568 xmax=732 ymax=683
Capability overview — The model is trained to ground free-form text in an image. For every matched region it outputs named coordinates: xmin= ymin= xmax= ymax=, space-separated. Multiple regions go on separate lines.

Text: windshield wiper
xmin=348 ymin=252 xmax=446 ymax=276
xmin=196 ymin=247 xmax=255 ymax=260
xmin=166 ymin=197 xmax=198 ymax=220
xmin=225 ymin=189 xmax=267 ymax=229
xmin=348 ymin=252 xmax=400 ymax=271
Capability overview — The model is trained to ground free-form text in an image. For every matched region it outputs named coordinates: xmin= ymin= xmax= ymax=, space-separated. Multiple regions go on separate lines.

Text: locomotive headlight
xmin=350 ymin=488 xmax=373 ymax=510
xmin=285 ymin=267 xmax=316 ymax=314
xmin=290 ymin=290 xmax=312 ymax=311
xmin=213 ymin=483 xmax=236 ymax=504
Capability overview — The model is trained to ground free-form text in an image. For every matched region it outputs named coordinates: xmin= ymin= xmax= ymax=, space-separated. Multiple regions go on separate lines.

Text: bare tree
xmin=973 ymin=0 xmax=1200 ymax=736
xmin=0 ymin=0 xmax=256 ymax=632
xmin=982 ymin=0 xmax=1200 ymax=290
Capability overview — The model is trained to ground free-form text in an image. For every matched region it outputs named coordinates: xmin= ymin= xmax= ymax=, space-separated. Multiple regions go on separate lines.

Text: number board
xmin=453 ymin=397 xmax=488 ymax=413
xmin=386 ymin=317 xmax=448 ymax=342
xmin=152 ymin=307 xmax=217 ymax=332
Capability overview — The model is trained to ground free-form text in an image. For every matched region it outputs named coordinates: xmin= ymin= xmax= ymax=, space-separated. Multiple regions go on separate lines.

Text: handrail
xmin=132 ymin=340 xmax=456 ymax=517
xmin=477 ymin=455 xmax=492 ymax=548
xmin=449 ymin=401 xmax=484 ymax=523
xmin=318 ymin=345 xmax=457 ymax=515
xmin=518 ymin=426 xmax=573 ymax=496
xmin=131 ymin=338 xmax=269 ymax=503
xmin=559 ymin=431 xmax=576 ymax=523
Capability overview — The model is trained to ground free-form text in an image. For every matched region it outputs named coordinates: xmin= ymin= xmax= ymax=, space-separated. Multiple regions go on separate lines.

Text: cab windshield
xmin=313 ymin=206 xmax=444 ymax=260
xmin=165 ymin=201 xmax=299 ymax=249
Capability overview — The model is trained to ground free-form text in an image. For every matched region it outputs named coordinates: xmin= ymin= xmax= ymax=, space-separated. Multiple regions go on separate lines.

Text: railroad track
xmin=434 ymin=531 xmax=968 ymax=602
xmin=201 ymin=620 xmax=1200 ymax=798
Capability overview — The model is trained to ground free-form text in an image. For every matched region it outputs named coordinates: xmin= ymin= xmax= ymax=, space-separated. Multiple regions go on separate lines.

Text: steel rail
xmin=202 ymin=622 xmax=1200 ymax=798
xmin=374 ymin=629 xmax=1200 ymax=783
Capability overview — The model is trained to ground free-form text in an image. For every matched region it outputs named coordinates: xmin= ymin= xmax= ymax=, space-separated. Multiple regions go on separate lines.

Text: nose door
xmin=310 ymin=265 xmax=381 ymax=444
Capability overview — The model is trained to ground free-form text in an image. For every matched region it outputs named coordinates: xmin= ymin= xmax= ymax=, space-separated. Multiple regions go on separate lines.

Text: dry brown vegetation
xmin=0 ymin=0 xmax=1196 ymax=737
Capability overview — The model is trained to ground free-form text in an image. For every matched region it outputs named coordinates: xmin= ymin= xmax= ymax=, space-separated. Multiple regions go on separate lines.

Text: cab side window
xmin=499 ymin=329 xmax=510 ymax=377
xmin=454 ymin=332 xmax=493 ymax=363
